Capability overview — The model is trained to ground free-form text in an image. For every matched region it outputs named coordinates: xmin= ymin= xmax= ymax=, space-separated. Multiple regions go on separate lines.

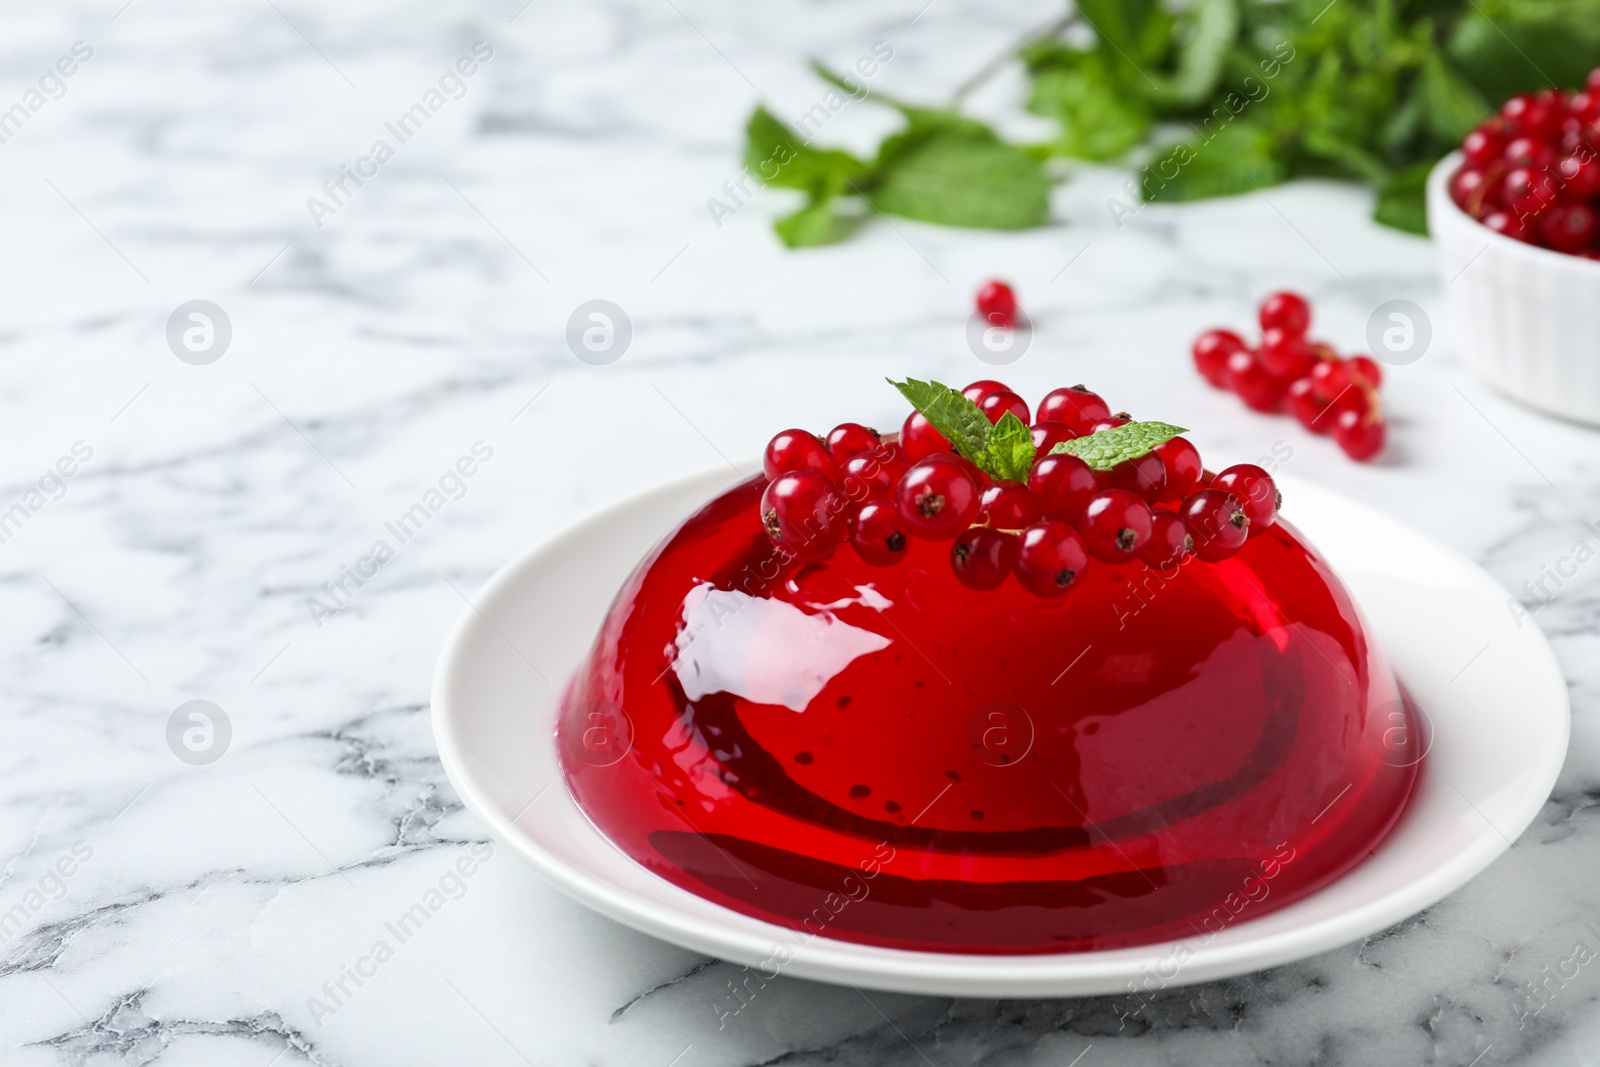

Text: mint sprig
xmin=887 ymin=378 xmax=1039 ymax=480
xmin=1050 ymin=421 xmax=1187 ymax=471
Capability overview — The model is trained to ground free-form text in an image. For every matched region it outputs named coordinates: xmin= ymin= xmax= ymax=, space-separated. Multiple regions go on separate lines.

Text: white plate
xmin=431 ymin=468 xmax=1569 ymax=997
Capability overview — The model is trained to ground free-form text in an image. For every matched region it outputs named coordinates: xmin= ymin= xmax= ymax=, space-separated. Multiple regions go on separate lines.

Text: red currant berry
xmin=1258 ymin=291 xmax=1311 ymax=335
xmin=1334 ymin=410 xmax=1386 ymax=462
xmin=1227 ymin=350 xmax=1283 ymax=412
xmin=978 ymin=481 xmax=1042 ymax=529
xmin=1014 ymin=521 xmax=1088 ymax=599
xmin=1102 ymin=452 xmax=1166 ymax=504
xmin=763 ymin=429 xmax=837 ymax=481
xmin=1090 ymin=415 xmax=1132 ymax=433
xmin=1462 ymin=122 xmax=1508 ymax=166
xmin=961 ymin=379 xmax=1008 ymax=403
xmin=1030 ymin=420 xmax=1077 ymax=455
xmin=1287 ymin=377 xmax=1330 ymax=433
xmin=1590 ymin=67 xmax=1600 ymax=93
xmin=1503 ymin=135 xmax=1554 ymax=170
xmin=825 ymin=422 xmax=881 ymax=460
xmin=1181 ymin=489 xmax=1249 ymax=562
xmin=1503 ymin=167 xmax=1561 ymax=218
xmin=1449 ymin=167 xmax=1496 ymax=218
xmin=838 ymin=448 xmax=909 ymax=502
xmin=1080 ymin=489 xmax=1153 ymax=563
xmin=1193 ymin=329 xmax=1247 ymax=389
xmin=1211 ymin=464 xmax=1279 ymax=531
xmin=1539 ymin=202 xmax=1599 ymax=253
xmin=1483 ymin=210 xmax=1532 ymax=242
xmin=951 ymin=527 xmax=1017 ymax=591
xmin=893 ymin=455 xmax=980 ymax=540
xmin=900 ymin=410 xmax=951 ymax=461
xmin=1310 ymin=357 xmax=1351 ymax=394
xmin=1503 ymin=92 xmax=1560 ymax=138
xmin=1140 ymin=511 xmax=1195 ymax=569
xmin=1347 ymin=355 xmax=1383 ymax=389
xmin=1259 ymin=327 xmax=1315 ymax=380
xmin=1027 ymin=453 xmax=1097 ymax=523
xmin=1154 ymin=436 xmax=1203 ymax=501
xmin=761 ymin=471 xmax=847 ymax=561
xmin=1036 ymin=386 xmax=1111 ymax=434
xmin=1558 ymin=152 xmax=1600 ymax=199
xmin=975 ymin=281 xmax=1017 ymax=328
xmin=850 ymin=500 xmax=909 ymax=567
xmin=978 ymin=390 xmax=1030 ymax=425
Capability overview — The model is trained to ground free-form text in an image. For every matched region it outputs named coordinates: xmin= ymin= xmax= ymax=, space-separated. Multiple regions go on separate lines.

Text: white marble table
xmin=2 ymin=0 xmax=1598 ymax=1063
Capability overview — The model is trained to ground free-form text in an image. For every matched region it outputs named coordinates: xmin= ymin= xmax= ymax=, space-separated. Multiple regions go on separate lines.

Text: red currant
xmin=1080 ymin=489 xmax=1153 ymax=563
xmin=1193 ymin=329 xmax=1246 ymax=389
xmin=1503 ymin=167 xmax=1560 ymax=218
xmin=1590 ymin=67 xmax=1600 ymax=93
xmin=1036 ymin=386 xmax=1111 ymax=434
xmin=763 ymin=429 xmax=837 ymax=481
xmin=1258 ymin=291 xmax=1310 ymax=335
xmin=978 ymin=390 xmax=1030 ymax=425
xmin=1558 ymin=152 xmax=1600 ymax=199
xmin=1030 ymin=420 xmax=1077 ymax=455
xmin=1182 ymin=489 xmax=1249 ymax=562
xmin=761 ymin=471 xmax=847 ymax=561
xmin=893 ymin=455 xmax=980 ymax=540
xmin=978 ymin=481 xmax=1042 ymax=529
xmin=1334 ymin=410 xmax=1386 ymax=462
xmin=1211 ymin=464 xmax=1279 ymax=531
xmin=1027 ymin=453 xmax=1097 ymax=523
xmin=838 ymin=448 xmax=908 ymax=502
xmin=1259 ymin=327 xmax=1315 ymax=380
xmin=961 ymin=379 xmax=1008 ymax=403
xmin=950 ymin=527 xmax=1017 ymax=591
xmin=1503 ymin=92 xmax=1560 ymax=139
xmin=975 ymin=281 xmax=1017 ymax=328
xmin=825 ymin=422 xmax=881 ymax=460
xmin=1090 ymin=415 xmax=1132 ymax=433
xmin=900 ymin=410 xmax=951 ymax=461
xmin=851 ymin=500 xmax=909 ymax=567
xmin=1014 ymin=521 xmax=1088 ymax=599
xmin=1539 ymin=202 xmax=1599 ymax=253
xmin=1449 ymin=167 xmax=1497 ymax=218
xmin=1347 ymin=355 xmax=1383 ymax=389
xmin=1227 ymin=350 xmax=1283 ymax=412
xmin=1483 ymin=210 xmax=1531 ymax=241
xmin=1140 ymin=511 xmax=1194 ymax=569
xmin=1102 ymin=452 xmax=1166 ymax=504
xmin=1462 ymin=122 xmax=1508 ymax=166
xmin=1310 ymin=356 xmax=1352 ymax=393
xmin=1287 ymin=377 xmax=1329 ymax=433
xmin=1503 ymin=135 xmax=1554 ymax=170
xmin=1154 ymin=437 xmax=1203 ymax=501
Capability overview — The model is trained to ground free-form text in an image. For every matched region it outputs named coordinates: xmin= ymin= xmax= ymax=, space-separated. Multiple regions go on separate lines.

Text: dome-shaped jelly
xmin=558 ymin=475 xmax=1419 ymax=954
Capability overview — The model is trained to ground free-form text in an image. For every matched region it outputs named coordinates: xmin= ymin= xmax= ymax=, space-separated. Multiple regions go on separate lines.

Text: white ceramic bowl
xmin=1428 ymin=149 xmax=1600 ymax=425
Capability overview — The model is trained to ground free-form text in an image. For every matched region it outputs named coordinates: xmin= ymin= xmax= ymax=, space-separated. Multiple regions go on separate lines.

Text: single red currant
xmin=1182 ymin=489 xmax=1249 ymax=562
xmin=1502 ymin=135 xmax=1554 ymax=170
xmin=1258 ymin=291 xmax=1311 ymax=335
xmin=950 ymin=528 xmax=1017 ymax=591
xmin=1347 ymin=355 xmax=1383 ymax=389
xmin=978 ymin=390 xmax=1030 ymax=425
xmin=1503 ymin=167 xmax=1560 ymax=218
xmin=1014 ymin=521 xmax=1089 ymax=599
xmin=1154 ymin=436 xmax=1203 ymax=501
xmin=1080 ymin=489 xmax=1153 ymax=563
xmin=1310 ymin=356 xmax=1351 ymax=394
xmin=1539 ymin=202 xmax=1599 ymax=253
xmin=1259 ymin=327 xmax=1315 ymax=380
xmin=825 ymin=422 xmax=881 ymax=460
xmin=1036 ymin=386 xmax=1111 ymax=434
xmin=1334 ymin=410 xmax=1386 ymax=462
xmin=976 ymin=281 xmax=1017 ymax=328
xmin=978 ymin=481 xmax=1042 ymax=529
xmin=1193 ymin=329 xmax=1247 ymax=389
xmin=763 ymin=429 xmax=837 ymax=481
xmin=1483 ymin=210 xmax=1531 ymax=241
xmin=838 ymin=448 xmax=909 ymax=502
xmin=1227 ymin=350 xmax=1283 ymax=412
xmin=1027 ymin=453 xmax=1097 ymax=523
xmin=1287 ymin=377 xmax=1331 ymax=433
xmin=1212 ymin=464 xmax=1279 ymax=531
xmin=1557 ymin=153 xmax=1600 ymax=199
xmin=1449 ymin=167 xmax=1497 ymax=218
xmin=900 ymin=410 xmax=951 ymax=461
xmin=850 ymin=501 xmax=909 ymax=567
xmin=761 ymin=471 xmax=847 ymax=561
xmin=893 ymin=455 xmax=980 ymax=540
xmin=1103 ymin=452 xmax=1166 ymax=504
xmin=1140 ymin=511 xmax=1195 ymax=569
xmin=1030 ymin=420 xmax=1077 ymax=455
xmin=961 ymin=379 xmax=1008 ymax=403
xmin=1462 ymin=122 xmax=1508 ymax=167
xmin=1090 ymin=415 xmax=1132 ymax=433
xmin=1503 ymin=92 xmax=1560 ymax=138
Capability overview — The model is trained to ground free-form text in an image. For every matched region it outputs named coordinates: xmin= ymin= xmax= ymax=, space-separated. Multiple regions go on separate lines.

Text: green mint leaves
xmin=1050 ymin=421 xmax=1187 ymax=471
xmin=888 ymin=378 xmax=997 ymax=468
xmin=985 ymin=413 xmax=1035 ymax=483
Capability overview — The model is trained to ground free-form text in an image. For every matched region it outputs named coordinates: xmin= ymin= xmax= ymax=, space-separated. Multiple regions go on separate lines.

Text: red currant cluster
xmin=1449 ymin=70 xmax=1600 ymax=257
xmin=759 ymin=381 xmax=1281 ymax=598
xmin=1193 ymin=291 xmax=1386 ymax=462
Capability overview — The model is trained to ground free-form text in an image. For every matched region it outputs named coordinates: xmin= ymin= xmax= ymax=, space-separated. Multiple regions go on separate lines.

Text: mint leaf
xmin=887 ymin=378 xmax=993 ymax=467
xmin=773 ymin=194 xmax=863 ymax=247
xmin=744 ymin=107 xmax=868 ymax=195
xmin=987 ymin=412 xmax=1036 ymax=482
xmin=1050 ymin=421 xmax=1186 ymax=472
xmin=1146 ymin=120 xmax=1286 ymax=203
xmin=869 ymin=123 xmax=1050 ymax=230
xmin=1373 ymin=162 xmax=1432 ymax=236
xmin=1027 ymin=54 xmax=1152 ymax=161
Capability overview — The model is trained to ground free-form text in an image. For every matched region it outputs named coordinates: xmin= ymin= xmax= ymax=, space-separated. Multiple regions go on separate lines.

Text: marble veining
xmin=2 ymin=0 xmax=1599 ymax=1063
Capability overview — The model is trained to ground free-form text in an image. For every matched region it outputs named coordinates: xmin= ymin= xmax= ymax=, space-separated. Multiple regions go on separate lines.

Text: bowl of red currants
xmin=1428 ymin=70 xmax=1600 ymax=426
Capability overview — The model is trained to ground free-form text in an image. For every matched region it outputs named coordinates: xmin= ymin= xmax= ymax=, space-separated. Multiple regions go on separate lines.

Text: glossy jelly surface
xmin=558 ymin=475 xmax=1420 ymax=954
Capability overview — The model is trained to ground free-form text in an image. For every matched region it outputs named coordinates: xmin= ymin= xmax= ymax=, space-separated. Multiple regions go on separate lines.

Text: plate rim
xmin=431 ymin=466 xmax=1570 ymax=997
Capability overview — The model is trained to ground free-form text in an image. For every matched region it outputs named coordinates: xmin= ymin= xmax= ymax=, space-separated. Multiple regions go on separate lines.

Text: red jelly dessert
xmin=559 ymin=380 xmax=1419 ymax=954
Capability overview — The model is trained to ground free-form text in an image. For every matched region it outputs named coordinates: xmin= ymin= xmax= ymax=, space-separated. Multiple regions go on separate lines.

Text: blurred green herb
xmin=741 ymin=0 xmax=1600 ymax=245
